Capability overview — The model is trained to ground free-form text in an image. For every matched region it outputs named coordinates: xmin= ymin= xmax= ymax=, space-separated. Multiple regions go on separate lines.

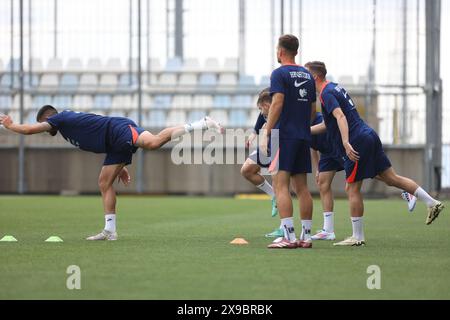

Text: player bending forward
xmin=241 ymin=88 xmax=281 ymax=238
xmin=0 ymin=107 xmax=223 ymax=241
xmin=310 ymin=111 xmax=417 ymax=241
xmin=305 ymin=61 xmax=444 ymax=246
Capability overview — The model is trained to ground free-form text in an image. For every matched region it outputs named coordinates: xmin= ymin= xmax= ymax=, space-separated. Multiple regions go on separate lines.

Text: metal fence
xmin=0 ymin=0 xmax=446 ymax=192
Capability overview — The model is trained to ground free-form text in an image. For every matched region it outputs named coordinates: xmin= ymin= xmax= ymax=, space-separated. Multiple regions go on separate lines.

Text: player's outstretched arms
xmin=0 ymin=114 xmax=52 ymax=135
xmin=311 ymin=121 xmax=326 ymax=135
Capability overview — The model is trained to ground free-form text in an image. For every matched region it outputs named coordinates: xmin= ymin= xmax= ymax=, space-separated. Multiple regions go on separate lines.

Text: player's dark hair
xmin=305 ymin=61 xmax=327 ymax=79
xmin=36 ymin=105 xmax=58 ymax=122
xmin=257 ymin=88 xmax=272 ymax=106
xmin=278 ymin=34 xmax=299 ymax=55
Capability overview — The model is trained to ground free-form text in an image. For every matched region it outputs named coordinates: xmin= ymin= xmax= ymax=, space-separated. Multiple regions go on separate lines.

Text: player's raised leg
xmin=376 ymin=167 xmax=444 ymax=224
xmin=312 ymin=170 xmax=337 ymax=240
xmin=87 ymin=163 xmax=126 ymax=241
xmin=291 ymin=173 xmax=313 ymax=248
xmin=334 ymin=180 xmax=366 ymax=246
xmin=135 ymin=116 xmax=224 ymax=150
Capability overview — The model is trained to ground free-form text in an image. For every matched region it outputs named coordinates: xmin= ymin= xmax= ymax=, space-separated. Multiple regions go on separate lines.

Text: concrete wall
xmin=0 ymin=145 xmax=425 ymax=196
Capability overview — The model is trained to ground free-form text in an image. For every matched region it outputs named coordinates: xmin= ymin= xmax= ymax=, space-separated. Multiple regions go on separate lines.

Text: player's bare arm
xmin=310 ymin=102 xmax=316 ymax=124
xmin=265 ymin=93 xmax=284 ymax=135
xmin=331 ymin=107 xmax=359 ymax=162
xmin=245 ymin=132 xmax=257 ymax=149
xmin=311 ymin=121 xmax=327 ymax=135
xmin=259 ymin=123 xmax=269 ymax=155
xmin=311 ymin=149 xmax=320 ymax=185
xmin=117 ymin=167 xmax=131 ymax=186
xmin=0 ymin=114 xmax=52 ymax=135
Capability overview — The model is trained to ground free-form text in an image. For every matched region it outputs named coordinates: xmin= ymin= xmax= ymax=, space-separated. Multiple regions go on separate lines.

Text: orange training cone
xmin=230 ymin=238 xmax=249 ymax=245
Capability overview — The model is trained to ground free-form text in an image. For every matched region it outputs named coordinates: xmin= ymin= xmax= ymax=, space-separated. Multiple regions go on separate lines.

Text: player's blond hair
xmin=305 ymin=61 xmax=327 ymax=80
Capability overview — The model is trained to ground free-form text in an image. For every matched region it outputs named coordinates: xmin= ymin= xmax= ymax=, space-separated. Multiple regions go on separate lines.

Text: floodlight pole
xmin=401 ymin=0 xmax=408 ymax=144
xmin=18 ymin=0 xmax=25 ymax=194
xmin=10 ymin=0 xmax=14 ymax=89
xmin=298 ymin=0 xmax=302 ymax=65
xmin=53 ymin=0 xmax=57 ymax=58
xmin=174 ymin=0 xmax=183 ymax=59
xmin=147 ymin=0 xmax=151 ymax=85
xmin=28 ymin=0 xmax=32 ymax=86
xmin=136 ymin=0 xmax=144 ymax=193
xmin=270 ymin=0 xmax=275 ymax=70
xmin=425 ymin=0 xmax=442 ymax=194
xmin=238 ymin=0 xmax=245 ymax=77
xmin=129 ymin=0 xmax=133 ymax=85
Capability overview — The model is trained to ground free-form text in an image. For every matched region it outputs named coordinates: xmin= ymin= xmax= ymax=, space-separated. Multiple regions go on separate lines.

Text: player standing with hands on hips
xmin=265 ymin=34 xmax=317 ymax=249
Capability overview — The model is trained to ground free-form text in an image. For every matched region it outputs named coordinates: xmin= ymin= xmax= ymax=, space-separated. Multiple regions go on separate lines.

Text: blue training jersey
xmin=310 ymin=112 xmax=333 ymax=155
xmin=270 ymin=65 xmax=316 ymax=140
xmin=320 ymin=82 xmax=371 ymax=158
xmin=47 ymin=110 xmax=114 ymax=153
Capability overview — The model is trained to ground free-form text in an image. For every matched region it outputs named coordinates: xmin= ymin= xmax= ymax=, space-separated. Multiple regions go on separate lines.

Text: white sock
xmin=300 ymin=220 xmax=312 ymax=241
xmin=414 ymin=187 xmax=439 ymax=208
xmin=281 ymin=217 xmax=296 ymax=242
xmin=323 ymin=212 xmax=334 ymax=233
xmin=184 ymin=118 xmax=206 ymax=133
xmin=104 ymin=214 xmax=116 ymax=233
xmin=256 ymin=180 xmax=275 ymax=198
xmin=351 ymin=216 xmax=364 ymax=241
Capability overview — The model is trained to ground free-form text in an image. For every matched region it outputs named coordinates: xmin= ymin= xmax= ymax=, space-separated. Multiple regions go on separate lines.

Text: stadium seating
xmin=73 ymin=95 xmax=94 ymax=110
xmin=66 ymin=58 xmax=83 ymax=71
xmin=47 ymin=58 xmax=63 ymax=71
xmin=40 ymin=74 xmax=59 ymax=87
xmin=166 ymin=110 xmax=186 ymax=126
xmin=94 ymin=94 xmax=112 ymax=109
xmin=198 ymin=73 xmax=217 ymax=86
xmin=172 ymin=95 xmax=192 ymax=109
xmin=192 ymin=95 xmax=213 ymax=109
xmin=178 ymin=74 xmax=197 ymax=86
xmin=213 ymin=95 xmax=231 ymax=109
xmin=165 ymin=57 xmax=183 ymax=72
xmin=0 ymin=57 xmax=267 ymax=128
xmin=99 ymin=74 xmax=118 ymax=87
xmin=229 ymin=110 xmax=247 ymax=127
xmin=79 ymin=74 xmax=98 ymax=88
xmin=60 ymin=74 xmax=79 ymax=88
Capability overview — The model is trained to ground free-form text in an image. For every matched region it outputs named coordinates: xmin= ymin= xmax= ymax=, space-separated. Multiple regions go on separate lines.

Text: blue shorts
xmin=344 ymin=129 xmax=391 ymax=183
xmin=104 ymin=118 xmax=145 ymax=166
xmin=319 ymin=153 xmax=344 ymax=173
xmin=271 ymin=139 xmax=311 ymax=175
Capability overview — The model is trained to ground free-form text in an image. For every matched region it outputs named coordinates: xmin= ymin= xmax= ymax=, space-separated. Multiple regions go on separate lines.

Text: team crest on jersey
xmin=299 ymin=88 xmax=308 ymax=98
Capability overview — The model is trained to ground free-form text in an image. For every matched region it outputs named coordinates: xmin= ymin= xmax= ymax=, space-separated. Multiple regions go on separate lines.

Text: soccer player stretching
xmin=310 ymin=111 xmax=416 ymax=241
xmin=0 ymin=107 xmax=223 ymax=240
xmin=241 ymin=88 xmax=281 ymax=238
xmin=305 ymin=61 xmax=445 ymax=246
xmin=265 ymin=34 xmax=317 ymax=249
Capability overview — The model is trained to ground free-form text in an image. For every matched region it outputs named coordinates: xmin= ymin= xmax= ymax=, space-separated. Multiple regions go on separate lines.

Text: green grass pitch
xmin=0 ymin=195 xmax=449 ymax=299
